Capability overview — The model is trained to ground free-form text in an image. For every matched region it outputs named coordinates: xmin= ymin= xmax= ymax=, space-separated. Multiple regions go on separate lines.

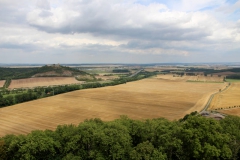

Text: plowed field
xmin=0 ymin=80 xmax=5 ymax=87
xmin=9 ymin=77 xmax=82 ymax=89
xmin=0 ymin=77 xmax=226 ymax=136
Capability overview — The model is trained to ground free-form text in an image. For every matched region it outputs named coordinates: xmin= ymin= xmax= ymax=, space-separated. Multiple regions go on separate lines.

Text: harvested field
xmin=96 ymin=75 xmax=118 ymax=80
xmin=0 ymin=77 xmax=226 ymax=136
xmin=157 ymin=74 xmax=223 ymax=82
xmin=0 ymin=80 xmax=5 ymax=87
xmin=9 ymin=77 xmax=82 ymax=89
xmin=219 ymin=108 xmax=240 ymax=116
xmin=209 ymin=83 xmax=240 ymax=113
xmin=213 ymin=71 xmax=237 ymax=76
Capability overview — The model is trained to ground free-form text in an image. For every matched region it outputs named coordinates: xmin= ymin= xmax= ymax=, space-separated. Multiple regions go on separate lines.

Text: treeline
xmin=3 ymin=79 xmax=11 ymax=88
xmin=112 ymin=69 xmax=130 ymax=73
xmin=1 ymin=114 xmax=240 ymax=159
xmin=0 ymin=68 xmax=38 ymax=80
xmin=226 ymin=75 xmax=240 ymax=79
xmin=0 ymin=65 xmax=87 ymax=80
xmin=0 ymin=71 xmax=157 ymax=108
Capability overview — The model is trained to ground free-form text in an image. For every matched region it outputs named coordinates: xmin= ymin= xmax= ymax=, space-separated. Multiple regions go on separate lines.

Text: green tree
xmin=179 ymin=115 xmax=232 ymax=159
xmin=130 ymin=141 xmax=166 ymax=160
xmin=220 ymin=115 xmax=240 ymax=159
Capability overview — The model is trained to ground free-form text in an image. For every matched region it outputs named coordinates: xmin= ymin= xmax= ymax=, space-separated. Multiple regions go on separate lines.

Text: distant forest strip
xmin=1 ymin=113 xmax=240 ymax=159
xmin=162 ymin=68 xmax=240 ymax=77
xmin=112 ymin=69 xmax=130 ymax=73
xmin=226 ymin=75 xmax=240 ymax=79
xmin=0 ymin=71 xmax=157 ymax=108
xmin=0 ymin=65 xmax=87 ymax=80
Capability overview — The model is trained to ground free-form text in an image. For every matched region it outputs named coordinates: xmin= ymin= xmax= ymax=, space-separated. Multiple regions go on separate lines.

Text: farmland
xmin=8 ymin=77 xmax=82 ymax=89
xmin=208 ymin=83 xmax=240 ymax=116
xmin=0 ymin=80 xmax=5 ymax=87
xmin=157 ymin=74 xmax=224 ymax=82
xmin=0 ymin=76 xmax=226 ymax=136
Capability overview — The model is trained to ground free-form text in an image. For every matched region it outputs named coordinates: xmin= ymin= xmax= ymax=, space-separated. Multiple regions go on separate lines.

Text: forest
xmin=0 ymin=65 xmax=87 ymax=80
xmin=0 ymin=113 xmax=240 ymax=159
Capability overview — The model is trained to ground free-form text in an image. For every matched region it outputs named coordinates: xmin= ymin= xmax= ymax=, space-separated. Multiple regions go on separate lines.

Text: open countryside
xmin=209 ymin=83 xmax=240 ymax=116
xmin=157 ymin=74 xmax=224 ymax=82
xmin=0 ymin=76 xmax=226 ymax=136
xmin=8 ymin=77 xmax=82 ymax=89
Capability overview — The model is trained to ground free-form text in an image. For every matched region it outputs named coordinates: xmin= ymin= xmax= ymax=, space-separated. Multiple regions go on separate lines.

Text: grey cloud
xmin=39 ymin=10 xmax=53 ymax=17
xmin=0 ymin=42 xmax=40 ymax=51
xmin=36 ymin=0 xmax=51 ymax=10
xmin=27 ymin=1 xmax=212 ymax=42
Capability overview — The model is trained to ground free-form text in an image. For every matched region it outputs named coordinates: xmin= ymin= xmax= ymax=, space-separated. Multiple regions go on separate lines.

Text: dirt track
xmin=9 ymin=77 xmax=82 ymax=89
xmin=0 ymin=77 xmax=225 ymax=137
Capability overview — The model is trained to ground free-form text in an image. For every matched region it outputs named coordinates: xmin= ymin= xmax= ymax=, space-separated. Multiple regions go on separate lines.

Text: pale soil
xmin=0 ymin=80 xmax=5 ymax=87
xmin=209 ymin=83 xmax=240 ymax=111
xmin=0 ymin=77 xmax=225 ymax=137
xmin=8 ymin=77 xmax=82 ymax=89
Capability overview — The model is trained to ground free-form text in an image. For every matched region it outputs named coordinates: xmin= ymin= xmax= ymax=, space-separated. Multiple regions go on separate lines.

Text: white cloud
xmin=0 ymin=0 xmax=240 ymax=63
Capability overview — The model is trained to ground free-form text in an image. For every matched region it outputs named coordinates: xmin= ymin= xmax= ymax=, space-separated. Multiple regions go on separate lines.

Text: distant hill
xmin=0 ymin=65 xmax=88 ymax=80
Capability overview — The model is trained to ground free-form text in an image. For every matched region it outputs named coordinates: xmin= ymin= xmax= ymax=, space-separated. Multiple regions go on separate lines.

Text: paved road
xmin=129 ymin=69 xmax=143 ymax=77
xmin=201 ymin=82 xmax=231 ymax=112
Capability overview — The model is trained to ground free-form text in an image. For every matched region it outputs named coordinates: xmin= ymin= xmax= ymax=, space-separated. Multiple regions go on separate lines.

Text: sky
xmin=0 ymin=0 xmax=240 ymax=64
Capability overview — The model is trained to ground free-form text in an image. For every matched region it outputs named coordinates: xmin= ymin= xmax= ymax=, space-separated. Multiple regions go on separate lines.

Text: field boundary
xmin=202 ymin=83 xmax=231 ymax=112
xmin=186 ymin=80 xmax=223 ymax=83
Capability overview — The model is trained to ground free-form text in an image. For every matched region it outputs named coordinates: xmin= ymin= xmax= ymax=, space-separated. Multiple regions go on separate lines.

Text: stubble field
xmin=209 ymin=83 xmax=240 ymax=115
xmin=157 ymin=74 xmax=223 ymax=82
xmin=0 ymin=80 xmax=5 ymax=87
xmin=0 ymin=76 xmax=226 ymax=136
xmin=8 ymin=77 xmax=82 ymax=89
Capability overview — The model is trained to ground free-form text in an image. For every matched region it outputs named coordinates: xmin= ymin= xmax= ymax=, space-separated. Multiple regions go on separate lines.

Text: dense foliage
xmin=0 ymin=65 xmax=87 ymax=80
xmin=1 ymin=114 xmax=239 ymax=159
xmin=0 ymin=68 xmax=38 ymax=80
xmin=112 ymin=69 xmax=130 ymax=73
xmin=185 ymin=68 xmax=240 ymax=74
xmin=226 ymin=75 xmax=240 ymax=79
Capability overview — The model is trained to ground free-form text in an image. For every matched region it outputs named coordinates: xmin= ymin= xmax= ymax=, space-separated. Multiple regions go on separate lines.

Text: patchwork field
xmin=8 ymin=77 xmax=82 ymax=89
xmin=0 ymin=77 xmax=226 ymax=136
xmin=209 ymin=83 xmax=240 ymax=115
xmin=0 ymin=80 xmax=5 ymax=87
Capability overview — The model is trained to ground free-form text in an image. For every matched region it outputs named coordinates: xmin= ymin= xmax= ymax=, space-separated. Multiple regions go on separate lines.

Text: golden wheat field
xmin=0 ymin=80 xmax=5 ymax=87
xmin=0 ymin=76 xmax=226 ymax=136
xmin=157 ymin=74 xmax=223 ymax=82
xmin=8 ymin=77 xmax=82 ymax=89
xmin=208 ymin=83 xmax=240 ymax=115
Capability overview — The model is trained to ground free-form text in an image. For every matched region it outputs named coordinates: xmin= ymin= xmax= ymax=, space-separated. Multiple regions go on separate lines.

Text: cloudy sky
xmin=0 ymin=0 xmax=240 ymax=64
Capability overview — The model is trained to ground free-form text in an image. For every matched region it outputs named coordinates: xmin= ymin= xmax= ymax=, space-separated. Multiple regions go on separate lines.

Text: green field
xmin=226 ymin=79 xmax=240 ymax=82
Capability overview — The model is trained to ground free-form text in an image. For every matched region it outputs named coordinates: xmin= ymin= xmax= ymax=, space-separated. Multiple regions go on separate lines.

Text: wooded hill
xmin=0 ymin=65 xmax=87 ymax=80
xmin=0 ymin=113 xmax=240 ymax=159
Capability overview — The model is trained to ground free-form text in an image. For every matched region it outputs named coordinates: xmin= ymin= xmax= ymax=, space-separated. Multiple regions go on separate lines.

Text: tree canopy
xmin=0 ymin=113 xmax=239 ymax=159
